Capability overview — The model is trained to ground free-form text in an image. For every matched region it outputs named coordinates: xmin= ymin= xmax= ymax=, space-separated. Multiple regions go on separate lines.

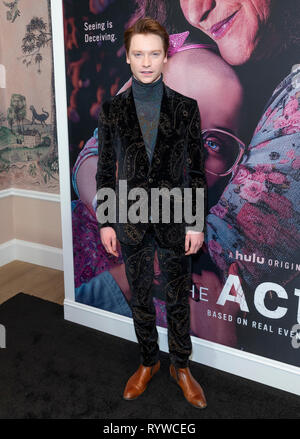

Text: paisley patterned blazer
xmin=95 ymin=81 xmax=207 ymax=247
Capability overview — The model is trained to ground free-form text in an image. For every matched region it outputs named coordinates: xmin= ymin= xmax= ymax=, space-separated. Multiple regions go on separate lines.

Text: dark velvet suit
xmin=96 ymin=82 xmax=207 ymax=246
xmin=96 ymin=81 xmax=207 ymax=368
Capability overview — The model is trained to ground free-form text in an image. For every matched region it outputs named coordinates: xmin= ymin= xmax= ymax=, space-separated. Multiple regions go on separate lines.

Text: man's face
xmin=179 ymin=0 xmax=272 ymax=65
xmin=126 ymin=33 xmax=167 ymax=83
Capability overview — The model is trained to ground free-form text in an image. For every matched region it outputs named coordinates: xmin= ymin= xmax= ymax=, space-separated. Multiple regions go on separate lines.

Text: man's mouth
xmin=210 ymin=10 xmax=239 ymax=39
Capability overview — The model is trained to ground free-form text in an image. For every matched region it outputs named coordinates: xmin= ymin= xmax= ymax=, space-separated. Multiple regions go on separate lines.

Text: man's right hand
xmin=100 ymin=227 xmax=119 ymax=257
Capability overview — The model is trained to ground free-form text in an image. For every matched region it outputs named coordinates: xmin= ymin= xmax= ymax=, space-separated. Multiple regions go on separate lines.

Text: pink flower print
xmin=282 ymin=111 xmax=300 ymax=135
xmin=261 ymin=191 xmax=293 ymax=219
xmin=273 ymin=96 xmax=300 ymax=133
xmin=232 ymin=165 xmax=251 ymax=184
xmin=252 ymin=140 xmax=271 ymax=150
xmin=292 ymin=156 xmax=300 ymax=170
xmin=267 ymin=172 xmax=287 ymax=185
xmin=208 ymin=239 xmax=223 ymax=255
xmin=265 ymin=106 xmax=273 ymax=119
xmin=286 ymin=150 xmax=295 ymax=159
xmin=265 ymin=107 xmax=279 ymax=126
xmin=255 ymin=164 xmax=273 ymax=173
xmin=283 ymin=124 xmax=300 ymax=135
xmin=251 ymin=172 xmax=266 ymax=183
xmin=290 ymin=111 xmax=300 ymax=125
xmin=210 ymin=204 xmax=228 ymax=219
xmin=284 ymin=96 xmax=298 ymax=117
xmin=237 ymin=204 xmax=280 ymax=245
xmin=274 ymin=117 xmax=288 ymax=129
xmin=239 ymin=179 xmax=267 ymax=203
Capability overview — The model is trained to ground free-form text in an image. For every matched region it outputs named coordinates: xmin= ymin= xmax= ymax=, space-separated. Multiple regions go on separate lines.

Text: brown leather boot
xmin=170 ymin=364 xmax=207 ymax=409
xmin=123 ymin=360 xmax=160 ymax=400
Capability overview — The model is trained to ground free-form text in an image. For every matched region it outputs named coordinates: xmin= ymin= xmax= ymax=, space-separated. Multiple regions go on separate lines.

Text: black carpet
xmin=0 ymin=293 xmax=299 ymax=419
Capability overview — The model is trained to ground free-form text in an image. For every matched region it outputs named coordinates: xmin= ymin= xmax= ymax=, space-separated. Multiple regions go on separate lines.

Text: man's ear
xmin=126 ymin=53 xmax=130 ymax=64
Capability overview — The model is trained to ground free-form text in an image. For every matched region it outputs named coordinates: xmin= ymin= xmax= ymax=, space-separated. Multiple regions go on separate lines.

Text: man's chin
xmin=135 ymin=72 xmax=160 ymax=83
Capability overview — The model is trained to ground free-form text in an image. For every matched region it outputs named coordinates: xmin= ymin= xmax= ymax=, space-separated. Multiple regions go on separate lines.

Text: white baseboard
xmin=64 ymin=298 xmax=300 ymax=397
xmin=0 ymin=239 xmax=63 ymax=270
xmin=0 ymin=188 xmax=60 ymax=202
xmin=0 ymin=188 xmax=62 ymax=269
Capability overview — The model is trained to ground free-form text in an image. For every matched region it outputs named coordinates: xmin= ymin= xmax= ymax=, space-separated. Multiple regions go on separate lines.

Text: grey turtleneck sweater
xmin=132 ymin=73 xmax=163 ymax=163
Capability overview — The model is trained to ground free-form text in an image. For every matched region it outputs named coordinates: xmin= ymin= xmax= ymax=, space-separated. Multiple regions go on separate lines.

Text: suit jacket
xmin=95 ymin=81 xmax=207 ymax=247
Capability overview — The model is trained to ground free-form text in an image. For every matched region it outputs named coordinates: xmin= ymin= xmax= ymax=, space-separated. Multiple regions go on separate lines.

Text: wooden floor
xmin=0 ymin=260 xmax=65 ymax=306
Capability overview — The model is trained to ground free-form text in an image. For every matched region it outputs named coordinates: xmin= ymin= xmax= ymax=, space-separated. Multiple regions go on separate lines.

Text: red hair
xmin=124 ymin=16 xmax=169 ymax=56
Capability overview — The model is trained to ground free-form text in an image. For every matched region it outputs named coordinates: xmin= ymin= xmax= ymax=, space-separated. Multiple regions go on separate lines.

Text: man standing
xmin=96 ymin=17 xmax=207 ymax=409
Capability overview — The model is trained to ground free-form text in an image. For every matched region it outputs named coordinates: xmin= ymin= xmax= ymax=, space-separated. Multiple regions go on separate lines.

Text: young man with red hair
xmin=96 ymin=17 xmax=207 ymax=409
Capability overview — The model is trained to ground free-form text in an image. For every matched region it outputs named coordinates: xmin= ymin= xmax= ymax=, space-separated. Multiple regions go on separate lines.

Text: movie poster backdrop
xmin=62 ymin=0 xmax=300 ymax=367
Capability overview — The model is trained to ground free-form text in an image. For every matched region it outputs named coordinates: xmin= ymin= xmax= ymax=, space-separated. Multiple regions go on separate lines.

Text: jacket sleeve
xmin=185 ymin=100 xmax=207 ymax=234
xmin=95 ymin=100 xmax=117 ymax=231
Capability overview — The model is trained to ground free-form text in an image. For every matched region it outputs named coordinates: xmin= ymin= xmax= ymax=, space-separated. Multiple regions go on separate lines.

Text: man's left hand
xmin=185 ymin=231 xmax=204 ymax=255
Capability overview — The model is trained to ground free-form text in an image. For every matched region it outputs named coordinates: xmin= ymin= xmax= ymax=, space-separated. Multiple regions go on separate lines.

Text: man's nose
xmin=142 ymin=55 xmax=151 ymax=67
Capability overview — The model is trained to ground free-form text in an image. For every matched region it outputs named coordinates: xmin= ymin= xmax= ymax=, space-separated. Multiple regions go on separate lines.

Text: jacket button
xmin=149 ymin=177 xmax=153 ymax=183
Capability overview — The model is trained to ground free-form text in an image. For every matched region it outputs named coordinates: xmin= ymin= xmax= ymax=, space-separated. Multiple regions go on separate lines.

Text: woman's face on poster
xmin=179 ymin=0 xmax=272 ymax=65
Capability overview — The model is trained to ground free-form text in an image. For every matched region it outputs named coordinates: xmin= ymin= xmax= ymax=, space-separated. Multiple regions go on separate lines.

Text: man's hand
xmin=185 ymin=231 xmax=204 ymax=255
xmin=100 ymin=227 xmax=119 ymax=257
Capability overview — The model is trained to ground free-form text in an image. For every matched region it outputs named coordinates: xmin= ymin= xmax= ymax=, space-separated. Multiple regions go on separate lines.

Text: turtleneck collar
xmin=132 ymin=73 xmax=163 ymax=101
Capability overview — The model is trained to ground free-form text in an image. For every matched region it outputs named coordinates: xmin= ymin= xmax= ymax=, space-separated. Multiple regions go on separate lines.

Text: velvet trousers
xmin=119 ymin=223 xmax=193 ymax=369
